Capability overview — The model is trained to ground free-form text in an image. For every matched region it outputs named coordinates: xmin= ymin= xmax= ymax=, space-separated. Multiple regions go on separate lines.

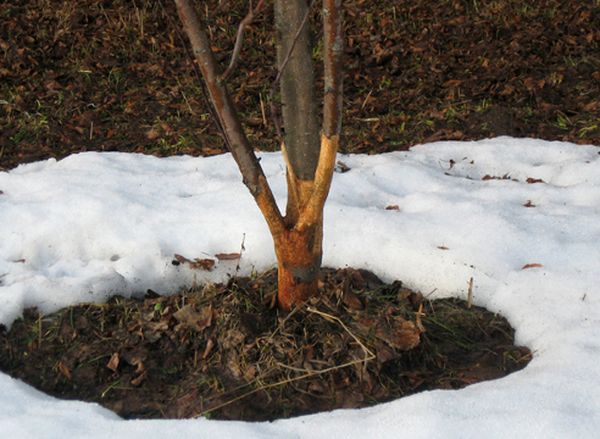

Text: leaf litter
xmin=0 ymin=268 xmax=530 ymax=421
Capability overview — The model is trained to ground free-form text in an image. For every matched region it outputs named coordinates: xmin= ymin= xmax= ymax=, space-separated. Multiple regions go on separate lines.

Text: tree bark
xmin=175 ymin=0 xmax=343 ymax=312
xmin=274 ymin=0 xmax=343 ymax=310
xmin=274 ymin=0 xmax=320 ymax=185
xmin=174 ymin=0 xmax=284 ymax=239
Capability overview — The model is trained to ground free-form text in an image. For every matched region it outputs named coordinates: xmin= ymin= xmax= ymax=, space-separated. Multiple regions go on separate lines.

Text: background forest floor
xmin=1 ymin=0 xmax=599 ymax=170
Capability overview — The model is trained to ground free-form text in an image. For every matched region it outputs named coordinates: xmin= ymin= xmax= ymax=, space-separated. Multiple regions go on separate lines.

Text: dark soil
xmin=0 ymin=268 xmax=531 ymax=421
xmin=1 ymin=0 xmax=599 ymax=171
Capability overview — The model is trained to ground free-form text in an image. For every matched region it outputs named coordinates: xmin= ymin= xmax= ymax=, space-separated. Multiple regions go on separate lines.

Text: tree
xmin=174 ymin=0 xmax=343 ymax=310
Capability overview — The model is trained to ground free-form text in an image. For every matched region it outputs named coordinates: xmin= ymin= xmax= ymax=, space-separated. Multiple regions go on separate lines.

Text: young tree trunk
xmin=175 ymin=0 xmax=343 ymax=311
xmin=273 ymin=0 xmax=322 ymax=309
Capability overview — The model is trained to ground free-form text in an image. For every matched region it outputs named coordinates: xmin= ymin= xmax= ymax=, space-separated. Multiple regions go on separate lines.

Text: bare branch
xmin=221 ymin=0 xmax=266 ymax=82
xmin=174 ymin=0 xmax=284 ymax=236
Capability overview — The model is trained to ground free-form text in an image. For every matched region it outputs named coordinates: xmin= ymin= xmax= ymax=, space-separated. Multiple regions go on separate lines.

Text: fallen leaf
xmin=526 ymin=177 xmax=545 ymax=184
xmin=376 ymin=316 xmax=422 ymax=351
xmin=145 ymin=127 xmax=160 ymax=140
xmin=523 ymin=200 xmax=536 ymax=207
xmin=189 ymin=258 xmax=215 ymax=270
xmin=106 ymin=352 xmax=120 ymax=372
xmin=130 ymin=370 xmax=147 ymax=387
xmin=385 ymin=205 xmax=400 ymax=211
xmin=215 ymin=252 xmax=241 ymax=261
xmin=173 ymin=254 xmax=215 ymax=271
xmin=437 ymin=246 xmax=449 ymax=250
xmin=57 ymin=360 xmax=72 ymax=380
xmin=522 ymin=263 xmax=543 ymax=270
xmin=174 ymin=304 xmax=212 ymax=332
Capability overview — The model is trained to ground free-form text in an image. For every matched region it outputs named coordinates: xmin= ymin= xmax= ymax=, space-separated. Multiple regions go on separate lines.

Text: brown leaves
xmin=376 ymin=316 xmax=422 ymax=351
xmin=526 ymin=177 xmax=545 ymax=184
xmin=106 ymin=352 xmax=120 ymax=372
xmin=57 ymin=360 xmax=72 ymax=380
xmin=523 ymin=200 xmax=536 ymax=208
xmin=173 ymin=305 xmax=213 ymax=332
xmin=172 ymin=254 xmax=215 ymax=271
xmin=215 ymin=252 xmax=241 ymax=261
xmin=522 ymin=263 xmax=543 ymax=270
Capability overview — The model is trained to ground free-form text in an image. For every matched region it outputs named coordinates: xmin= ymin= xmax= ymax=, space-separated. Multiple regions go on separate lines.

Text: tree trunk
xmin=175 ymin=0 xmax=343 ymax=312
xmin=273 ymin=0 xmax=323 ymax=309
xmin=274 ymin=0 xmax=320 ymax=183
xmin=274 ymin=223 xmax=322 ymax=311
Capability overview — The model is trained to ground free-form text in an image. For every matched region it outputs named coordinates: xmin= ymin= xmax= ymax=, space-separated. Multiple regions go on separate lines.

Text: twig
xmin=467 ymin=277 xmax=474 ymax=309
xmin=269 ymin=0 xmax=316 ymax=142
xmin=220 ymin=0 xmax=266 ymax=82
xmin=235 ymin=232 xmax=246 ymax=273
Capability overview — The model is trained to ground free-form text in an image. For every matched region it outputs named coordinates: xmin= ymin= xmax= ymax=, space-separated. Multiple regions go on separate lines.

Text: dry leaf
xmin=189 ymin=258 xmax=215 ymax=270
xmin=215 ymin=252 xmax=241 ymax=261
xmin=130 ymin=370 xmax=147 ymax=387
xmin=173 ymin=254 xmax=215 ymax=271
xmin=522 ymin=263 xmax=543 ymax=269
xmin=526 ymin=177 xmax=545 ymax=184
xmin=145 ymin=128 xmax=160 ymax=140
xmin=437 ymin=246 xmax=449 ymax=250
xmin=385 ymin=205 xmax=400 ymax=211
xmin=376 ymin=316 xmax=422 ymax=351
xmin=57 ymin=360 xmax=72 ymax=380
xmin=523 ymin=200 xmax=536 ymax=208
xmin=106 ymin=352 xmax=120 ymax=372
xmin=174 ymin=305 xmax=213 ymax=332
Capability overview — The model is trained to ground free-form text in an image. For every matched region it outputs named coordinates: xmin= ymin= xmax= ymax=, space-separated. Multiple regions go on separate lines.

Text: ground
xmin=1 ymin=0 xmax=599 ymax=170
xmin=0 ymin=0 xmax=596 ymax=423
xmin=0 ymin=268 xmax=530 ymax=421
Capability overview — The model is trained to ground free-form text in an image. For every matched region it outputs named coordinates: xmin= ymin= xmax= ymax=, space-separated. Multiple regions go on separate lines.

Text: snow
xmin=1 ymin=136 xmax=599 ymax=438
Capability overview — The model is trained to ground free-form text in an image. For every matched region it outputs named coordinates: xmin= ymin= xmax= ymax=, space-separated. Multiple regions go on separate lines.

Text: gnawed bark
xmin=274 ymin=0 xmax=320 ymax=183
xmin=175 ymin=0 xmax=344 ymax=311
xmin=174 ymin=0 xmax=284 ymax=238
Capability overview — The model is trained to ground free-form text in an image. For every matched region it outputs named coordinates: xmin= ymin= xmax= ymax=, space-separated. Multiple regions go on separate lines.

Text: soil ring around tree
xmin=0 ymin=267 xmax=531 ymax=421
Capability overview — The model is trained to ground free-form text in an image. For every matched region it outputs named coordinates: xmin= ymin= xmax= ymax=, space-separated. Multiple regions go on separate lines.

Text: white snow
xmin=1 ymin=136 xmax=599 ymax=438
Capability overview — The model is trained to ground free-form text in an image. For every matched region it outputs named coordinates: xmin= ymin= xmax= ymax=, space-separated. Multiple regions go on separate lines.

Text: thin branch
xmin=269 ymin=0 xmax=315 ymax=142
xmin=322 ymin=0 xmax=344 ymax=138
xmin=174 ymin=0 xmax=284 ymax=236
xmin=220 ymin=0 xmax=266 ymax=82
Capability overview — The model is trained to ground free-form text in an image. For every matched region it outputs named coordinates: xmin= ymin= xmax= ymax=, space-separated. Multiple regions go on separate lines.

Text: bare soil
xmin=0 ymin=268 xmax=531 ymax=421
xmin=1 ymin=0 xmax=599 ymax=171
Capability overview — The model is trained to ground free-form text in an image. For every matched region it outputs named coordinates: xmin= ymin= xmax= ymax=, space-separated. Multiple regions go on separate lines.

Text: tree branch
xmin=322 ymin=0 xmax=344 ymax=138
xmin=269 ymin=0 xmax=315 ymax=143
xmin=296 ymin=0 xmax=343 ymax=230
xmin=221 ymin=0 xmax=266 ymax=83
xmin=174 ymin=0 xmax=284 ymax=236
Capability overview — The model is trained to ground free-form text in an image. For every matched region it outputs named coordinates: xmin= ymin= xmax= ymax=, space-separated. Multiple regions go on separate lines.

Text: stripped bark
xmin=175 ymin=0 xmax=344 ymax=311
xmin=274 ymin=0 xmax=343 ymax=309
xmin=174 ymin=0 xmax=284 ymax=238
